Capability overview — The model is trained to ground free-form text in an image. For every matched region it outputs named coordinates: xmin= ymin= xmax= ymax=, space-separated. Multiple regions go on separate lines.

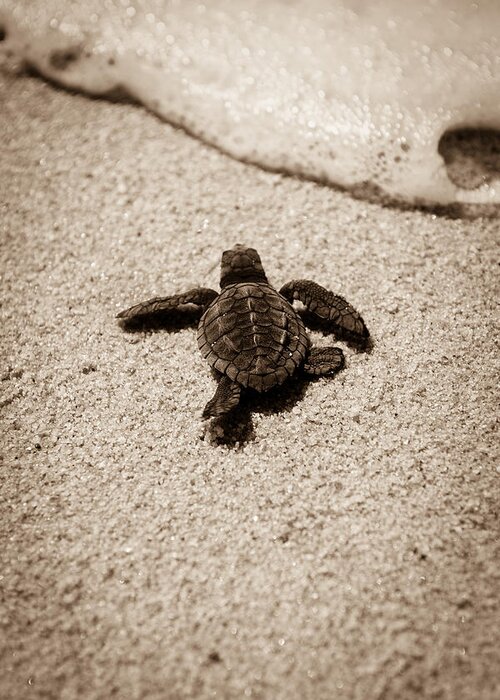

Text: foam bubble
xmin=1 ymin=0 xmax=499 ymax=209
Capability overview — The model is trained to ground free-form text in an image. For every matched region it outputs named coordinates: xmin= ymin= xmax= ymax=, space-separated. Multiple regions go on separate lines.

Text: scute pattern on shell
xmin=197 ymin=282 xmax=309 ymax=392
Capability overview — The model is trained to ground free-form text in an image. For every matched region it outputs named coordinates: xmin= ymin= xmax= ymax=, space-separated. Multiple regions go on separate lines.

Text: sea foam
xmin=1 ymin=0 xmax=499 ymax=209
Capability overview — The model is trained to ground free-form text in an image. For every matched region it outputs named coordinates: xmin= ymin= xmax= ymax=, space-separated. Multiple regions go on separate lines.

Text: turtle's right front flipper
xmin=280 ymin=280 xmax=369 ymax=340
xmin=116 ymin=287 xmax=218 ymax=320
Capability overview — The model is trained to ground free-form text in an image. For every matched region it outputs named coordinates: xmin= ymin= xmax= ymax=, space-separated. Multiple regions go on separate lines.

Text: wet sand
xmin=1 ymin=71 xmax=499 ymax=700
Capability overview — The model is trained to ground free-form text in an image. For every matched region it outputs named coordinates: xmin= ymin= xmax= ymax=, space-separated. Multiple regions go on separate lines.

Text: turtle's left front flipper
xmin=116 ymin=287 xmax=218 ymax=321
xmin=280 ymin=280 xmax=369 ymax=340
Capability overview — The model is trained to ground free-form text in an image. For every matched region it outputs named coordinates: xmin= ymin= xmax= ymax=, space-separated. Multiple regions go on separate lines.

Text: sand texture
xmin=1 ymin=72 xmax=499 ymax=700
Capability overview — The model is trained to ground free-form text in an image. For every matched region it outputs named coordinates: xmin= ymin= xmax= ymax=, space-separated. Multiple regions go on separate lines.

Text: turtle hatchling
xmin=117 ymin=244 xmax=369 ymax=418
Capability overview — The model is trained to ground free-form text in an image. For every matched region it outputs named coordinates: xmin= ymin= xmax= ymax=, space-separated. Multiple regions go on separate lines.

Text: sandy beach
xmin=1 ymin=69 xmax=499 ymax=700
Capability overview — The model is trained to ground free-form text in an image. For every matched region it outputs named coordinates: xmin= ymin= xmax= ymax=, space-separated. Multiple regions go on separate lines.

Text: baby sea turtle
xmin=117 ymin=244 xmax=369 ymax=418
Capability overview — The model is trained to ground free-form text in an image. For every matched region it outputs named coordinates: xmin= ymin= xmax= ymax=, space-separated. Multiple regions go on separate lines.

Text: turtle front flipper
xmin=303 ymin=347 xmax=344 ymax=376
xmin=202 ymin=375 xmax=241 ymax=419
xmin=279 ymin=280 xmax=369 ymax=340
xmin=117 ymin=287 xmax=218 ymax=320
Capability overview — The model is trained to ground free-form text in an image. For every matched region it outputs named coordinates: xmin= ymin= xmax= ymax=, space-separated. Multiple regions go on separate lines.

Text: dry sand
xmin=1 ymin=70 xmax=499 ymax=700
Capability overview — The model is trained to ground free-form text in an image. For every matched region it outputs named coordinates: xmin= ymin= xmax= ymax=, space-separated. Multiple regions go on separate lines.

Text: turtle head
xmin=220 ymin=244 xmax=268 ymax=287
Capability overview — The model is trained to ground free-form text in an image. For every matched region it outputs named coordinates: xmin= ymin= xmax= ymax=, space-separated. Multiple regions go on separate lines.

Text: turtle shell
xmin=197 ymin=283 xmax=309 ymax=392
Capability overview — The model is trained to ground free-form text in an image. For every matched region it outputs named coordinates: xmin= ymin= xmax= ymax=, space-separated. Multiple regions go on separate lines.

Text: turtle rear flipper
xmin=303 ymin=347 xmax=344 ymax=376
xmin=202 ymin=375 xmax=241 ymax=418
xmin=117 ymin=287 xmax=218 ymax=320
